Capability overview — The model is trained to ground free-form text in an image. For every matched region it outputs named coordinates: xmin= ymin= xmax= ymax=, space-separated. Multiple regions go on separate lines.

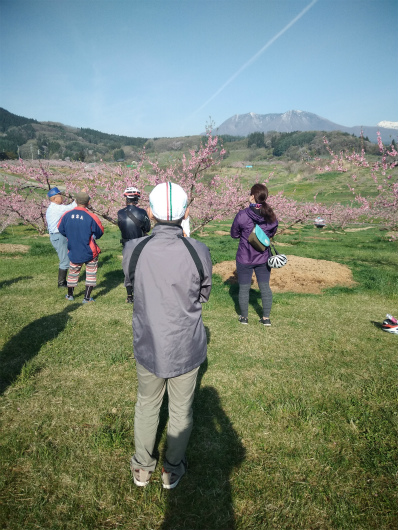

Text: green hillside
xmin=0 ymin=108 xmax=148 ymax=162
xmin=0 ymin=108 xmax=383 ymax=165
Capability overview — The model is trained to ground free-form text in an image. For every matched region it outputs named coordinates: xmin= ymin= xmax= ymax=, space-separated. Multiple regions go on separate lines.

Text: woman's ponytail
xmin=250 ymin=183 xmax=276 ymax=223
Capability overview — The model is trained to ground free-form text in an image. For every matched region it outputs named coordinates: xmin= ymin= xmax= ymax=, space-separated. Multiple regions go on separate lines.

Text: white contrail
xmin=192 ymin=0 xmax=318 ymax=115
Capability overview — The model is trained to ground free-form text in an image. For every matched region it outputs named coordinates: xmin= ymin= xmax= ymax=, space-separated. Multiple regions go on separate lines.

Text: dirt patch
xmin=214 ymin=231 xmax=230 ymax=236
xmin=345 ymin=227 xmax=374 ymax=232
xmin=279 ymin=229 xmax=296 ymax=235
xmin=0 ymin=244 xmax=29 ymax=253
xmin=303 ymin=237 xmax=337 ymax=241
xmin=213 ymin=256 xmax=357 ymax=294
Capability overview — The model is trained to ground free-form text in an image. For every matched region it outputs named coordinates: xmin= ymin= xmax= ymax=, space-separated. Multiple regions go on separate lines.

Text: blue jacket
xmin=58 ymin=207 xmax=104 ymax=264
xmin=231 ymin=206 xmax=278 ymax=266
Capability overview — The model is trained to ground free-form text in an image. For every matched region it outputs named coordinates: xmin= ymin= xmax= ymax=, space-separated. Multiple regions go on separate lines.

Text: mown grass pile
xmin=1 ymin=222 xmax=397 ymax=529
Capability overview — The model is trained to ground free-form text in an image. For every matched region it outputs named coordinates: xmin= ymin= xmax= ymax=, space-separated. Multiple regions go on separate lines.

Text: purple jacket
xmin=231 ymin=207 xmax=278 ymax=265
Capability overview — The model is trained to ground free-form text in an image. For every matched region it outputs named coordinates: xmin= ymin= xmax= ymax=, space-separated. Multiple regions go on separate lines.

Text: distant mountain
xmin=2 ymin=107 xmax=396 ymax=162
xmin=215 ymin=110 xmax=398 ymax=144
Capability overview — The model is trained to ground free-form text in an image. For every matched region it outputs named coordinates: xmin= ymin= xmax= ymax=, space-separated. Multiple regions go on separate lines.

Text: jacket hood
xmin=246 ymin=206 xmax=265 ymax=223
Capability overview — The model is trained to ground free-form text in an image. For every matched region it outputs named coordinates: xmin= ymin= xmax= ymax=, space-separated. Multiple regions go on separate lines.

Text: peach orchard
xmin=0 ymin=132 xmax=397 ymax=238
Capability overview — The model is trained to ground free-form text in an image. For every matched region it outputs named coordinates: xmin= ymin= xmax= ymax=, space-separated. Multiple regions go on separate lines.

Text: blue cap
xmin=47 ymin=187 xmax=61 ymax=198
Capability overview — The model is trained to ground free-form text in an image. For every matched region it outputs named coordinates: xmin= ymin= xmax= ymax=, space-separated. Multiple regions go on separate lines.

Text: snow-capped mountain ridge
xmin=215 ymin=111 xmax=397 ymax=143
xmin=378 ymin=121 xmax=398 ymax=130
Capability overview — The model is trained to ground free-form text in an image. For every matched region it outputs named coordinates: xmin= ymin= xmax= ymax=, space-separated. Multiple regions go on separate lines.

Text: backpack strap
xmin=126 ymin=209 xmax=144 ymax=231
xmin=128 ymin=236 xmax=154 ymax=288
xmin=128 ymin=234 xmax=205 ymax=290
xmin=177 ymin=235 xmax=205 ymax=286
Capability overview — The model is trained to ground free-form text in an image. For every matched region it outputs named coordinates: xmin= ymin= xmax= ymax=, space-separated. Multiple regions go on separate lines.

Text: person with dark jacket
xmin=122 ymin=182 xmax=212 ymax=490
xmin=231 ymin=183 xmax=278 ymax=326
xmin=118 ymin=187 xmax=151 ymax=303
xmin=58 ymin=191 xmax=104 ymax=304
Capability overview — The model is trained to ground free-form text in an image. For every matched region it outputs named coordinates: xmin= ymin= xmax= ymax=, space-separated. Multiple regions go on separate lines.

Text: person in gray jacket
xmin=122 ymin=182 xmax=212 ymax=489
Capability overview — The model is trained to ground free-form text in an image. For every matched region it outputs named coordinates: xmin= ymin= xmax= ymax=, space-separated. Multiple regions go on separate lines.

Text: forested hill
xmin=0 ymin=107 xmax=391 ymax=164
xmin=0 ymin=107 xmax=38 ymax=132
xmin=0 ymin=108 xmax=148 ymax=161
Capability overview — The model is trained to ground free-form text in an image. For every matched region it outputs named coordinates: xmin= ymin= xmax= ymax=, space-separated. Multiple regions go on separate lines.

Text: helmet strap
xmin=269 ymin=243 xmax=279 ymax=255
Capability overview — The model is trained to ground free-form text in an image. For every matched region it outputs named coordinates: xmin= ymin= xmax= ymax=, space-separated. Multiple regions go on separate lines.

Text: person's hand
xmin=147 ymin=206 xmax=155 ymax=220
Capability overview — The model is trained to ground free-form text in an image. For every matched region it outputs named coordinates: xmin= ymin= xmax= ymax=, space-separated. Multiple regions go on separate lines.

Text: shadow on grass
xmin=0 ymin=304 xmax=80 ymax=395
xmin=159 ymin=359 xmax=246 ymax=530
xmin=0 ymin=275 xmax=33 ymax=290
xmin=205 ymin=325 xmax=211 ymax=345
xmin=371 ymin=320 xmax=386 ymax=330
xmin=95 ymin=269 xmax=124 ymax=298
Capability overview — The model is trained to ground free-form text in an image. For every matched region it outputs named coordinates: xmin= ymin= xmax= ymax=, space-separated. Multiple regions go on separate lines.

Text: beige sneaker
xmin=161 ymin=460 xmax=187 ymax=490
xmin=131 ymin=466 xmax=152 ymax=487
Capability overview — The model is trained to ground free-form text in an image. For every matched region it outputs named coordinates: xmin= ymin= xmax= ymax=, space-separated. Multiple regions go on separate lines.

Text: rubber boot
xmin=65 ymin=286 xmax=74 ymax=301
xmin=83 ymin=285 xmax=94 ymax=303
xmin=58 ymin=268 xmax=68 ymax=287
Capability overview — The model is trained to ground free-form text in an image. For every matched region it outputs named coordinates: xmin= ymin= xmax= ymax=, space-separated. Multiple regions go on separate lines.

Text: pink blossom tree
xmin=1 ymin=131 xmax=397 ymax=238
xmin=0 ymin=167 xmax=49 ymax=234
xmin=0 ymin=134 xmax=249 ymax=234
xmin=311 ymin=132 xmax=398 ymax=236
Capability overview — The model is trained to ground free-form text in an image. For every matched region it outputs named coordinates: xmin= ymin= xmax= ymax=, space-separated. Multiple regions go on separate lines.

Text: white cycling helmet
xmin=268 ymin=253 xmax=288 ymax=268
xmin=123 ymin=186 xmax=141 ymax=199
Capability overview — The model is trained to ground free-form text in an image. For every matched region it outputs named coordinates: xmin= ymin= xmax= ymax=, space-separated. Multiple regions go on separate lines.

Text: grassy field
xmin=1 ymin=222 xmax=397 ymax=530
xmin=148 ymin=141 xmax=385 ymax=207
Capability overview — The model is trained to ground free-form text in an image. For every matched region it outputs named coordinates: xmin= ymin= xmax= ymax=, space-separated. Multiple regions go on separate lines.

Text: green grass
xmin=219 ymin=148 xmax=393 ymax=206
xmin=1 ymin=223 xmax=397 ymax=529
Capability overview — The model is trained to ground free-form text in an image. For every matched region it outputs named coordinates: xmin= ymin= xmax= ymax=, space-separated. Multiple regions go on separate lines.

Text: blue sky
xmin=1 ymin=0 xmax=397 ymax=138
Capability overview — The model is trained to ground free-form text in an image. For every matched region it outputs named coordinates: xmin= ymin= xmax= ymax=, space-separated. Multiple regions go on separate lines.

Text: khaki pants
xmin=131 ymin=362 xmax=200 ymax=476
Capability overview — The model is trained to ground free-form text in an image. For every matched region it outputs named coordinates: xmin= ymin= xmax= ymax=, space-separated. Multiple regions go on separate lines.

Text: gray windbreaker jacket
xmin=122 ymin=223 xmax=212 ymax=378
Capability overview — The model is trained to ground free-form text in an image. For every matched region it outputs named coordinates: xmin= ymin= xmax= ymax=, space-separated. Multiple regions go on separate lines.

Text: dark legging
xmin=236 ymin=261 xmax=273 ymax=318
